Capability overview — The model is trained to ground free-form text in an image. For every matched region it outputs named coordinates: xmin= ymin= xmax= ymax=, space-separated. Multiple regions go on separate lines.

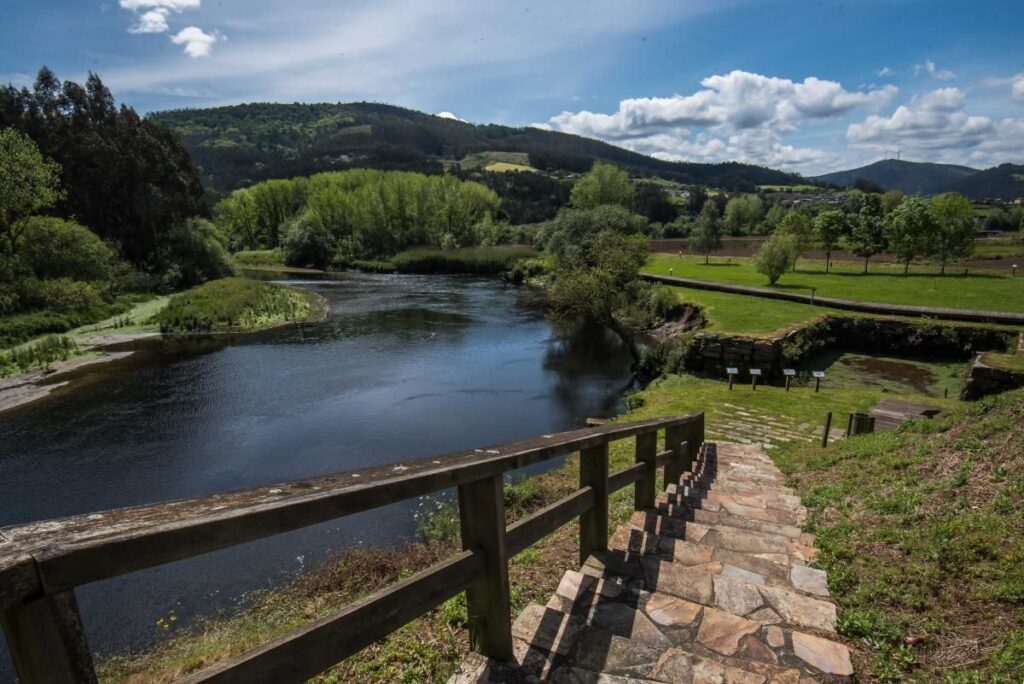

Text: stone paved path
xmin=450 ymin=442 xmax=854 ymax=683
xmin=705 ymin=405 xmax=834 ymax=450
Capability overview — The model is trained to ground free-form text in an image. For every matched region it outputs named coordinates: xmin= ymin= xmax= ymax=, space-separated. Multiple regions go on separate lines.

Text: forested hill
xmin=149 ymin=102 xmax=805 ymax=195
xmin=812 ymin=159 xmax=979 ymax=195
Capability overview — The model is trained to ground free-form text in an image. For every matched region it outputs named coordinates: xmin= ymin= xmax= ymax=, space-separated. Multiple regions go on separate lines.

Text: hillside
xmin=949 ymin=162 xmax=1024 ymax=200
xmin=149 ymin=102 xmax=804 ymax=195
xmin=813 ymin=158 xmax=978 ymax=194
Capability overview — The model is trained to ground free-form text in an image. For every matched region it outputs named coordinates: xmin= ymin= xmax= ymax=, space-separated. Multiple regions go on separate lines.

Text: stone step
xmin=606 ymin=527 xmax=828 ymax=599
xmin=641 ymin=504 xmax=806 ymax=542
xmin=659 ymin=490 xmax=805 ymax=527
xmin=513 ymin=585 xmax=852 ymax=681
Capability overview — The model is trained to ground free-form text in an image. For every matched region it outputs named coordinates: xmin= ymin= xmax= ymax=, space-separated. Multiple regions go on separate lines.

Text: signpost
xmin=749 ymin=368 xmax=762 ymax=391
xmin=726 ymin=367 xmax=738 ymax=391
xmin=813 ymin=370 xmax=825 ymax=393
xmin=783 ymin=368 xmax=796 ymax=392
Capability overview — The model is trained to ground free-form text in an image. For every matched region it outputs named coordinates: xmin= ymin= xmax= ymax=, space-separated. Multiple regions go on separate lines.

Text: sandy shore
xmin=0 ymin=348 xmax=142 ymax=413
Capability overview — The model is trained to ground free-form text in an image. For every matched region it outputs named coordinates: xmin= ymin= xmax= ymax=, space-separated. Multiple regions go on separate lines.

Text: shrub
xmin=390 ymin=246 xmax=536 ymax=274
xmin=154 ymin=277 xmax=317 ymax=333
xmin=159 ymin=218 xmax=235 ymax=291
xmin=0 ymin=335 xmax=78 ymax=375
xmin=753 ymin=232 xmax=798 ymax=284
xmin=282 ymin=215 xmax=336 ymax=269
xmin=18 ymin=217 xmax=119 ymax=282
xmin=31 ymin=278 xmax=104 ymax=314
xmin=232 ymin=248 xmax=284 ymax=266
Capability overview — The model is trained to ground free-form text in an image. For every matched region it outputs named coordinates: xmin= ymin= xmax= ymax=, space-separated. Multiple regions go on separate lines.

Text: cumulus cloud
xmin=540 ymin=70 xmax=894 ymax=171
xmin=847 ymin=87 xmax=1024 ymax=166
xmin=120 ymin=0 xmax=200 ymax=35
xmin=129 ymin=9 xmax=170 ymax=34
xmin=435 ymin=111 xmax=467 ymax=122
xmin=914 ymin=59 xmax=955 ymax=80
xmin=171 ymin=26 xmax=218 ymax=57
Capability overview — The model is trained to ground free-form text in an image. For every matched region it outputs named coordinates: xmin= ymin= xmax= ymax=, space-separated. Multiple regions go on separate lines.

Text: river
xmin=0 ymin=272 xmax=634 ymax=671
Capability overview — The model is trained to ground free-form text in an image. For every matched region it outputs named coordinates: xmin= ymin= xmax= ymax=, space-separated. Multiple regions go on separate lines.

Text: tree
xmin=687 ymin=186 xmax=708 ymax=214
xmin=18 ymin=216 xmax=118 ymax=281
xmin=930 ymin=192 xmax=975 ymax=274
xmin=0 ymin=128 xmax=63 ymax=253
xmin=813 ymin=210 xmax=847 ymax=272
xmin=885 ymin=197 xmax=935 ymax=273
xmin=881 ymin=190 xmax=905 ymax=215
xmin=569 ymin=162 xmax=633 ymax=209
xmin=690 ymin=201 xmax=723 ymax=264
xmin=849 ymin=209 xmax=887 ymax=273
xmin=775 ymin=210 xmax=813 ymax=270
xmin=853 ymin=177 xmax=885 ymax=194
xmin=753 ymin=232 xmax=798 ymax=285
xmin=632 ymin=183 xmax=677 ymax=224
xmin=723 ymin=195 xmax=765 ymax=235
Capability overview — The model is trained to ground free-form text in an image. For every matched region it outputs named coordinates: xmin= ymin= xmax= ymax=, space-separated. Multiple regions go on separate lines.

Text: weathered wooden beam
xmin=654 ymin=448 xmax=674 ymax=468
xmin=0 ymin=534 xmax=42 ymax=611
xmin=506 ymin=487 xmax=594 ymax=557
xmin=176 ymin=550 xmax=482 ymax=684
xmin=458 ymin=475 xmax=513 ymax=661
xmin=633 ymin=432 xmax=658 ymax=510
xmin=0 ymin=590 xmax=97 ymax=684
xmin=608 ymin=463 xmax=646 ymax=494
xmin=0 ymin=413 xmax=702 ymax=602
xmin=664 ymin=426 xmax=685 ymax=490
xmin=578 ymin=443 xmax=609 ymax=565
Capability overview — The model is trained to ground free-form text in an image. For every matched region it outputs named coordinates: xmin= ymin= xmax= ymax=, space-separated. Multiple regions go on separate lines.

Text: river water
xmin=0 ymin=273 xmax=634 ymax=670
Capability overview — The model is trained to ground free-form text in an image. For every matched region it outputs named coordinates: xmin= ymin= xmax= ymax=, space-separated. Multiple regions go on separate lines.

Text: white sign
xmin=812 ymin=371 xmax=826 ymax=378
xmin=726 ymin=367 xmax=739 ymax=375
xmin=749 ymin=368 xmax=762 ymax=376
xmin=783 ymin=369 xmax=797 ymax=376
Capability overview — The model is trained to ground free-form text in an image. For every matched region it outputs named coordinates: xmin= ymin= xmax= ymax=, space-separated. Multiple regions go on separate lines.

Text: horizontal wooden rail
xmin=506 ymin=487 xmax=595 ymax=557
xmin=179 ymin=550 xmax=484 ymax=684
xmin=0 ymin=412 xmax=704 ymax=683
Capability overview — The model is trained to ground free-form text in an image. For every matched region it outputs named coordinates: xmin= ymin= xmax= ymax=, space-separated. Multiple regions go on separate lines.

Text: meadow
xmin=645 ymin=254 xmax=1024 ymax=312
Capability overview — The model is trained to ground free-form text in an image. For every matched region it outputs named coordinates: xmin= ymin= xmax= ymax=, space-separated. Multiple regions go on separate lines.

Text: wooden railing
xmin=0 ymin=412 xmax=704 ymax=683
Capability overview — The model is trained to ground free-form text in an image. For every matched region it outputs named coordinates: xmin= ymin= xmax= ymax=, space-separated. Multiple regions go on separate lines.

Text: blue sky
xmin=3 ymin=0 xmax=1023 ymax=175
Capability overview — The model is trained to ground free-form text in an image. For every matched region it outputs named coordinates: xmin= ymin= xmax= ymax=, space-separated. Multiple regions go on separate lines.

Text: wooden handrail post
xmin=633 ymin=431 xmax=658 ymax=511
xmin=578 ymin=442 xmax=609 ymax=565
xmin=685 ymin=414 xmax=704 ymax=475
xmin=663 ymin=425 xmax=685 ymax=490
xmin=1 ymin=590 xmax=97 ymax=684
xmin=457 ymin=475 xmax=512 ymax=661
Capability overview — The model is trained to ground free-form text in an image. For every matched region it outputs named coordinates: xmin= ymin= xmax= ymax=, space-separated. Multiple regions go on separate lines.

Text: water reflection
xmin=0 ymin=272 xmax=633 ymax=664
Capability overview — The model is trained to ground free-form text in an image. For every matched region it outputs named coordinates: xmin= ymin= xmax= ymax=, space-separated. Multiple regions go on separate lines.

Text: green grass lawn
xmin=981 ymin=351 xmax=1024 ymax=372
xmin=673 ymin=285 xmax=834 ymax=335
xmin=645 ymin=254 xmax=1024 ymax=312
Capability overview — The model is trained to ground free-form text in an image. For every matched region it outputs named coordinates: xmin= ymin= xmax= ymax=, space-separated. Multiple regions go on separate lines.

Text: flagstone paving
xmin=449 ymin=441 xmax=854 ymax=683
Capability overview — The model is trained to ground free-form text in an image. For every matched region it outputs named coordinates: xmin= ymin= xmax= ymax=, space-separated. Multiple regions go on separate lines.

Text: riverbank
xmin=0 ymin=278 xmax=325 ymax=414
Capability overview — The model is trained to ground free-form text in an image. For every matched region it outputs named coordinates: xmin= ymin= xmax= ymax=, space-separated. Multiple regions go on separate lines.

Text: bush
xmin=232 ymin=248 xmax=284 ymax=266
xmin=753 ymin=232 xmax=798 ymax=285
xmin=159 ymin=218 xmax=235 ymax=291
xmin=390 ymin=246 xmax=536 ymax=274
xmin=282 ymin=215 xmax=336 ymax=269
xmin=0 ymin=335 xmax=78 ymax=376
xmin=18 ymin=217 xmax=119 ymax=282
xmin=30 ymin=278 xmax=104 ymax=314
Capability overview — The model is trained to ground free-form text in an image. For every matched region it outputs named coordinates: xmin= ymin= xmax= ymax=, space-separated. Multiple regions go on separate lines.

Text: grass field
xmin=646 ymin=254 xmax=1024 ymax=312
xmin=484 ymin=161 xmax=536 ymax=173
xmin=672 ymin=285 xmax=833 ymax=335
xmin=458 ymin=151 xmax=533 ymax=171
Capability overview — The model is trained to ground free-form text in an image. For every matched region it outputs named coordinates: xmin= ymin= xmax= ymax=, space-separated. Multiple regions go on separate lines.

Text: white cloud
xmin=436 ymin=111 xmax=467 ymax=122
xmin=171 ymin=26 xmax=218 ymax=58
xmin=914 ymin=59 xmax=955 ymax=80
xmin=877 ymin=66 xmax=894 ymax=77
xmin=847 ymin=87 xmax=1024 ymax=167
xmin=119 ymin=0 xmax=200 ymax=10
xmin=540 ymin=70 xmax=894 ymax=172
xmin=120 ymin=0 xmax=200 ymax=35
xmin=1013 ymin=74 xmax=1024 ymax=102
xmin=129 ymin=9 xmax=170 ymax=34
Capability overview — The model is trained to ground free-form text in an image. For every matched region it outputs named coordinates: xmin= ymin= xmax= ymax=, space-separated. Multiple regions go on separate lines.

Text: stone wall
xmin=962 ymin=355 xmax=1024 ymax=400
xmin=684 ymin=316 xmax=1016 ymax=380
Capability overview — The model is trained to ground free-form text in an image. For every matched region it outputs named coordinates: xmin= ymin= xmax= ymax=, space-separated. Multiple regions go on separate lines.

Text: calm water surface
xmin=0 ymin=272 xmax=633 ymax=667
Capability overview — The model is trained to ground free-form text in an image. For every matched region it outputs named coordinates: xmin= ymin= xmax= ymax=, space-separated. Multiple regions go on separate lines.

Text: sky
xmin=2 ymin=0 xmax=1023 ymax=176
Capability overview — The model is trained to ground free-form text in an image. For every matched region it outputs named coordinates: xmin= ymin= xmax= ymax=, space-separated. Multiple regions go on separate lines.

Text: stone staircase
xmin=450 ymin=442 xmax=854 ymax=683
xmin=705 ymin=405 xmax=831 ymax=450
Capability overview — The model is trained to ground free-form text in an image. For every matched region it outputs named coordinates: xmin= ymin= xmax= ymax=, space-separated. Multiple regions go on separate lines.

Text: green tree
xmin=690 ymin=201 xmax=723 ymax=264
xmin=18 ymin=217 xmax=118 ymax=281
xmin=723 ymin=195 xmax=765 ymax=235
xmin=849 ymin=210 xmax=887 ymax=274
xmin=813 ymin=210 xmax=847 ymax=272
xmin=775 ymin=210 xmax=813 ymax=271
xmin=0 ymin=128 xmax=63 ymax=253
xmin=569 ymin=162 xmax=634 ymax=210
xmin=881 ymin=190 xmax=905 ymax=215
xmin=885 ymin=197 xmax=935 ymax=273
xmin=930 ymin=192 xmax=976 ymax=274
xmin=753 ymin=232 xmax=797 ymax=285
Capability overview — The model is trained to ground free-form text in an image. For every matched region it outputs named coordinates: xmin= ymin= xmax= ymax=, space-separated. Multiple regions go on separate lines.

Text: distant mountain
xmin=149 ymin=102 xmax=805 ymax=196
xmin=948 ymin=163 xmax=1024 ymax=200
xmin=812 ymin=159 xmax=979 ymax=195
